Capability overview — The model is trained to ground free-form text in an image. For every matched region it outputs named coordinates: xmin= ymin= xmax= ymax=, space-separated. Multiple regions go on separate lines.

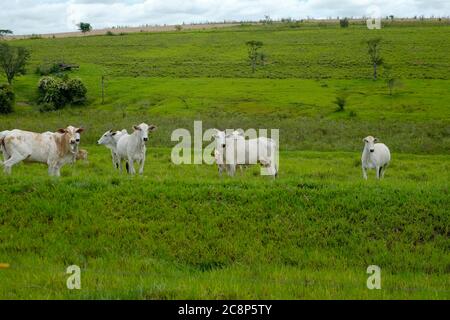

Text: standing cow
xmin=0 ymin=126 xmax=84 ymax=176
xmin=361 ymin=136 xmax=391 ymax=180
xmin=97 ymin=129 xmax=128 ymax=169
xmin=116 ymin=123 xmax=157 ymax=175
xmin=213 ymin=129 xmax=278 ymax=178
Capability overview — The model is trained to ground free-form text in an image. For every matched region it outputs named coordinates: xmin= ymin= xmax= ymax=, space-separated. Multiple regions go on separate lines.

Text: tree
xmin=0 ymin=30 xmax=13 ymax=38
xmin=77 ymin=22 xmax=92 ymax=34
xmin=366 ymin=37 xmax=383 ymax=80
xmin=0 ymin=43 xmax=30 ymax=84
xmin=246 ymin=40 xmax=264 ymax=73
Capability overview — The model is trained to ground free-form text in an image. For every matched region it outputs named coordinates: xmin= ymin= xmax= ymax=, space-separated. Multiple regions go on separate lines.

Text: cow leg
xmin=2 ymin=152 xmax=28 ymax=175
xmin=139 ymin=155 xmax=145 ymax=175
xmin=376 ymin=166 xmax=381 ymax=179
xmin=362 ymin=167 xmax=368 ymax=180
xmin=381 ymin=165 xmax=387 ymax=178
xmin=227 ymin=164 xmax=236 ymax=177
xmin=128 ymin=158 xmax=135 ymax=175
xmin=111 ymin=151 xmax=117 ymax=169
xmin=48 ymin=162 xmax=61 ymax=177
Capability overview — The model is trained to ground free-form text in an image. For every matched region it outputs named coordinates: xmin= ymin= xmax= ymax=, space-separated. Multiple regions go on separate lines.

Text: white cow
xmin=0 ymin=126 xmax=84 ymax=176
xmin=213 ymin=130 xmax=246 ymax=176
xmin=97 ymin=129 xmax=128 ymax=169
xmin=361 ymin=136 xmax=391 ymax=180
xmin=116 ymin=123 xmax=157 ymax=175
xmin=213 ymin=129 xmax=278 ymax=178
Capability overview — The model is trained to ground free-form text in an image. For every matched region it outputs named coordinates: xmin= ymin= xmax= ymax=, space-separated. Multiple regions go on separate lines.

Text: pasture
xmin=0 ymin=22 xmax=449 ymax=299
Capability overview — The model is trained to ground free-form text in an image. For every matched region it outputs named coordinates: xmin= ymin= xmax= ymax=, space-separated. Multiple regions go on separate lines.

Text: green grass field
xmin=0 ymin=22 xmax=449 ymax=299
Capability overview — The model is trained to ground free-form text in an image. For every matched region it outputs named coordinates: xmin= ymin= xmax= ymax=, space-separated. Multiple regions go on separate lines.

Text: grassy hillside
xmin=0 ymin=23 xmax=449 ymax=299
xmin=0 ymin=148 xmax=449 ymax=299
xmin=3 ymin=24 xmax=450 ymax=153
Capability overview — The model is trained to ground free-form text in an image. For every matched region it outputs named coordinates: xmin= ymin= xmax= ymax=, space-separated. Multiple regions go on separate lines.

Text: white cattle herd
xmin=0 ymin=124 xmax=391 ymax=179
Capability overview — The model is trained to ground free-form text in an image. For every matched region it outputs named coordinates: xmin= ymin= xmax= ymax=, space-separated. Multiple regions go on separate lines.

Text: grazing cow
xmin=97 ymin=129 xmax=128 ymax=169
xmin=213 ymin=129 xmax=278 ymax=178
xmin=116 ymin=123 xmax=157 ymax=175
xmin=361 ymin=136 xmax=391 ymax=180
xmin=0 ymin=126 xmax=84 ymax=176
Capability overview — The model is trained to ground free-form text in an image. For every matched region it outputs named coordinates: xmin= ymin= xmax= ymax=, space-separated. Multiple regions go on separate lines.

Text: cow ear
xmin=57 ymin=128 xmax=66 ymax=134
xmin=363 ymin=138 xmax=367 ymax=143
xmin=111 ymin=132 xmax=117 ymax=136
xmin=76 ymin=128 xmax=84 ymax=134
xmin=374 ymin=137 xmax=379 ymax=142
xmin=148 ymin=125 xmax=157 ymax=132
xmin=133 ymin=125 xmax=141 ymax=131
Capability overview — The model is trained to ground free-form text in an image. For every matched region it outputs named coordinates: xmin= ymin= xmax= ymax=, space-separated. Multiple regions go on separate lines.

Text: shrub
xmin=66 ymin=78 xmax=87 ymax=104
xmin=36 ymin=62 xmax=63 ymax=76
xmin=0 ymin=84 xmax=15 ymax=114
xmin=333 ymin=95 xmax=347 ymax=112
xmin=339 ymin=18 xmax=349 ymax=28
xmin=37 ymin=76 xmax=87 ymax=111
xmin=38 ymin=102 xmax=57 ymax=113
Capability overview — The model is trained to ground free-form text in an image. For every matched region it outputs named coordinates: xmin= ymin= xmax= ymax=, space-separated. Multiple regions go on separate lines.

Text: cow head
xmin=133 ymin=123 xmax=157 ymax=143
xmin=213 ymin=129 xmax=227 ymax=149
xmin=363 ymin=136 xmax=378 ymax=153
xmin=57 ymin=126 xmax=84 ymax=154
xmin=98 ymin=130 xmax=117 ymax=146
xmin=213 ymin=129 xmax=243 ymax=150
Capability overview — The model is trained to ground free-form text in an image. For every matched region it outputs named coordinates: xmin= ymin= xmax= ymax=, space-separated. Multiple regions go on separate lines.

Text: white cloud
xmin=0 ymin=0 xmax=449 ymax=35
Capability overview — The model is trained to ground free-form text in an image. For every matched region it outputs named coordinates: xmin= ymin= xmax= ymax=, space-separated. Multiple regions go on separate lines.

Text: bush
xmin=36 ymin=62 xmax=63 ymax=76
xmin=66 ymin=78 xmax=87 ymax=104
xmin=333 ymin=95 xmax=347 ymax=112
xmin=339 ymin=18 xmax=349 ymax=28
xmin=37 ymin=76 xmax=87 ymax=111
xmin=0 ymin=84 xmax=15 ymax=114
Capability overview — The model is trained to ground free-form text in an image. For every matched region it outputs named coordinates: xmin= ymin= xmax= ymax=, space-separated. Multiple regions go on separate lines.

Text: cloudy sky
xmin=1 ymin=0 xmax=449 ymax=35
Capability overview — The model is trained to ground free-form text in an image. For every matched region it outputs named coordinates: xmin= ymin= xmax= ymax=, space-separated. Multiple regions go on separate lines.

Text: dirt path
xmin=4 ymin=23 xmax=242 ymax=40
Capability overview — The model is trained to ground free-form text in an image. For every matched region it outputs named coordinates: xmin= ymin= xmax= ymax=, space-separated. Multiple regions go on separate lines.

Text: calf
xmin=76 ymin=149 xmax=88 ymax=161
xmin=0 ymin=126 xmax=84 ymax=176
xmin=116 ymin=123 xmax=157 ymax=175
xmin=361 ymin=136 xmax=391 ymax=180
